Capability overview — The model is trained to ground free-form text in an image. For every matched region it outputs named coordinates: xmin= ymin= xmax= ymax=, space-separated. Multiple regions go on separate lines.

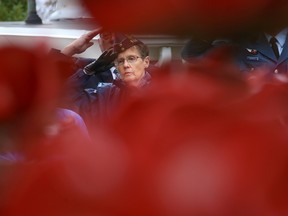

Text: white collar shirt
xmin=265 ymin=28 xmax=288 ymax=55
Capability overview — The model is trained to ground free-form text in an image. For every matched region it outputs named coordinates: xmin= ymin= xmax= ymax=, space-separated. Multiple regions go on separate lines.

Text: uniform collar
xmin=265 ymin=28 xmax=288 ymax=48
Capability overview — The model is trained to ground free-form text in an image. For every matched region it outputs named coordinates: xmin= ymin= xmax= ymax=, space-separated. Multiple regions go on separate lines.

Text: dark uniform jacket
xmin=237 ymin=31 xmax=288 ymax=74
xmin=75 ymin=72 xmax=152 ymax=127
xmin=62 ymin=57 xmax=115 ymax=111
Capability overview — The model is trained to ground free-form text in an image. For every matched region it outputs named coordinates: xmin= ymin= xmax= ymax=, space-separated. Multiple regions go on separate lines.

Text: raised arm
xmin=61 ymin=29 xmax=101 ymax=57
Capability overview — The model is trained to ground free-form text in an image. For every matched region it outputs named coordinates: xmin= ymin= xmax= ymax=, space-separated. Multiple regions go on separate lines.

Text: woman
xmin=77 ymin=34 xmax=152 ymax=128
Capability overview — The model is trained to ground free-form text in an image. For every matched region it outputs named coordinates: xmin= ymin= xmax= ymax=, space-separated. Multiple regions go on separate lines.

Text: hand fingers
xmin=86 ymin=42 xmax=94 ymax=48
xmin=103 ymin=50 xmax=116 ymax=59
xmin=106 ymin=49 xmax=113 ymax=55
xmin=85 ymin=29 xmax=102 ymax=40
xmin=97 ymin=50 xmax=108 ymax=60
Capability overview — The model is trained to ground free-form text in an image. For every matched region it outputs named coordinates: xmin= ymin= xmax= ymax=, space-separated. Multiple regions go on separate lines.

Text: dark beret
xmin=113 ymin=33 xmax=144 ymax=54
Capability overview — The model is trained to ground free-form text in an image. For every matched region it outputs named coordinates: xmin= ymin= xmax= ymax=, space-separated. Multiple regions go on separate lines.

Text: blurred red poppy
xmin=0 ymin=45 xmax=65 ymax=142
xmin=81 ymin=0 xmax=288 ymax=36
xmin=107 ymin=64 xmax=288 ymax=216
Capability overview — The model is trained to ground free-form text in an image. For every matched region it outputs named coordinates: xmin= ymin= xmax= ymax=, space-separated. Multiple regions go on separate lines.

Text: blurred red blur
xmin=2 ymin=2 xmax=288 ymax=214
xmin=81 ymin=0 xmax=288 ymax=36
xmin=2 ymin=44 xmax=288 ymax=216
xmin=107 ymin=60 xmax=288 ymax=216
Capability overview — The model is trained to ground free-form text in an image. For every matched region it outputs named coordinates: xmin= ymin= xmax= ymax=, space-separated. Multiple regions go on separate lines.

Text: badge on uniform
xmin=246 ymin=48 xmax=258 ymax=55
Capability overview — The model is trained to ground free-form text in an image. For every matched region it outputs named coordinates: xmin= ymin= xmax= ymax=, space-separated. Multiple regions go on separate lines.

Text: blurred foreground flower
xmin=107 ymin=60 xmax=288 ymax=216
xmin=81 ymin=0 xmax=288 ymax=36
xmin=0 ymin=45 xmax=99 ymax=215
xmin=2 ymin=45 xmax=288 ymax=216
xmin=0 ymin=45 xmax=63 ymax=153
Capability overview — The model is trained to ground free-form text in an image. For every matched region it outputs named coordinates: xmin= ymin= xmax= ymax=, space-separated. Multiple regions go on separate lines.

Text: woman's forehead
xmin=117 ymin=46 xmax=139 ymax=58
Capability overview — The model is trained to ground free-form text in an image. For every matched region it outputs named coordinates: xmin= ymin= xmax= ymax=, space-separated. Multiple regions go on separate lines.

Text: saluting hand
xmin=83 ymin=48 xmax=117 ymax=75
xmin=61 ymin=29 xmax=101 ymax=57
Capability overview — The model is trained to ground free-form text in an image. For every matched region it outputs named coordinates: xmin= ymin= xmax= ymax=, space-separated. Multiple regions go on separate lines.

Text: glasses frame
xmin=114 ymin=55 xmax=142 ymax=66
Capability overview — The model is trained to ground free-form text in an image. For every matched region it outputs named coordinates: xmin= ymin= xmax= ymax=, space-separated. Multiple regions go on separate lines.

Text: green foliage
xmin=0 ymin=0 xmax=27 ymax=21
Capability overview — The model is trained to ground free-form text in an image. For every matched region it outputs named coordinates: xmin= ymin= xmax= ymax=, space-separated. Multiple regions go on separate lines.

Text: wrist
xmin=83 ymin=67 xmax=94 ymax=75
xmin=61 ymin=45 xmax=77 ymax=57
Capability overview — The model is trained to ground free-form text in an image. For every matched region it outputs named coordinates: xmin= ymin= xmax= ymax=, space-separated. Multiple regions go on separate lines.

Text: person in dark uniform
xmin=237 ymin=25 xmax=288 ymax=76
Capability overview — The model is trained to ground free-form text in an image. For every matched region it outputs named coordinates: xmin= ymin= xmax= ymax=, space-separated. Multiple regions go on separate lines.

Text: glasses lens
xmin=115 ymin=56 xmax=140 ymax=66
xmin=115 ymin=59 xmax=124 ymax=66
xmin=127 ymin=56 xmax=138 ymax=63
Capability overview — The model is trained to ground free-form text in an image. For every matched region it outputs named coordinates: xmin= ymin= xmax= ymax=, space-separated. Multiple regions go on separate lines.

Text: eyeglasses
xmin=114 ymin=55 xmax=142 ymax=66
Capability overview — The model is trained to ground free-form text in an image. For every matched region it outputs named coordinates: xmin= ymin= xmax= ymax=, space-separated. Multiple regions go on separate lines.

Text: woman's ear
xmin=144 ymin=56 xmax=150 ymax=68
